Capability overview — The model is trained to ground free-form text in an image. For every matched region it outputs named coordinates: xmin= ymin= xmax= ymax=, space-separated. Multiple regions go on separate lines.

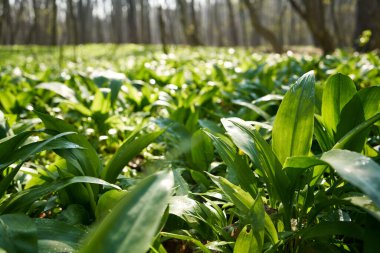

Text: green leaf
xmin=0 ymin=131 xmax=77 ymax=198
xmin=0 ymin=214 xmax=38 ymax=253
xmin=233 ymin=225 xmax=259 ymax=253
xmin=321 ymin=73 xmax=357 ymax=134
xmin=35 ymin=218 xmax=86 ymax=252
xmin=95 ymin=190 xmax=127 ymax=220
xmin=314 ymin=115 xmax=335 ymax=152
xmin=333 ymin=113 xmax=380 ymax=150
xmin=321 ymin=150 xmax=380 ymax=208
xmin=208 ymin=174 xmax=278 ymax=244
xmin=102 ymin=128 xmax=164 ymax=183
xmin=345 ymin=195 xmax=380 ymax=221
xmin=0 ymin=176 xmax=120 ymax=214
xmin=36 ymin=82 xmax=78 ymax=103
xmin=191 ymin=129 xmax=214 ymax=171
xmin=221 ymin=118 xmax=288 ymax=205
xmin=204 ymin=129 xmax=257 ymax=197
xmin=272 ymin=71 xmax=315 ymax=164
xmin=283 ymin=156 xmax=326 ymax=169
xmin=335 ymin=94 xmax=366 ymax=151
xmin=160 ymin=232 xmax=212 ymax=253
xmin=357 ymin=86 xmax=380 ymax=121
xmin=0 ymin=137 xmax=82 ymax=170
xmin=298 ymin=222 xmax=363 ymax=240
xmin=35 ymin=111 xmax=101 ymax=178
xmin=80 ymin=170 xmax=174 ymax=253
xmin=0 ymin=130 xmax=39 ymax=163
xmin=247 ymin=195 xmax=265 ymax=252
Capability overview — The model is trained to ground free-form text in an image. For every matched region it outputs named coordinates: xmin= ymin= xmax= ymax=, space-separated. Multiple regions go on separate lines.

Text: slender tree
xmin=354 ymin=0 xmax=380 ymax=51
xmin=226 ymin=0 xmax=238 ymax=46
xmin=51 ymin=0 xmax=58 ymax=45
xmin=243 ymin=0 xmax=283 ymax=53
xmin=288 ymin=0 xmax=335 ymax=54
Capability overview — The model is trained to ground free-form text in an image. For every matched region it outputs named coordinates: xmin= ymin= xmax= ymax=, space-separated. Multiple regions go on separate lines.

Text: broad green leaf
xmin=299 ymin=222 xmax=363 ymax=240
xmin=221 ymin=118 xmax=288 ymax=205
xmin=0 ymin=137 xmax=82 ymax=170
xmin=357 ymin=86 xmax=380 ymax=121
xmin=102 ymin=128 xmax=165 ymax=183
xmin=90 ymin=89 xmax=111 ymax=113
xmin=247 ymin=195 xmax=265 ymax=252
xmin=234 ymin=225 xmax=259 ymax=253
xmin=284 ymin=156 xmax=326 ymax=169
xmin=169 ymin=195 xmax=198 ymax=218
xmin=321 ymin=73 xmax=357 ymax=134
xmin=36 ymin=218 xmax=86 ymax=252
xmin=95 ymin=190 xmax=127 ymax=220
xmin=232 ymin=100 xmax=271 ymax=120
xmin=36 ymin=82 xmax=78 ymax=102
xmin=314 ymin=115 xmax=334 ymax=152
xmin=0 ymin=214 xmax=38 ymax=253
xmin=0 ymin=131 xmax=77 ymax=198
xmin=208 ymin=174 xmax=254 ymax=214
xmin=208 ymin=174 xmax=278 ymax=244
xmin=80 ymin=171 xmax=173 ymax=253
xmin=321 ymin=150 xmax=380 ymax=208
xmin=0 ymin=130 xmax=39 ymax=162
xmin=333 ymin=113 xmax=380 ymax=150
xmin=191 ymin=129 xmax=214 ymax=171
xmin=0 ymin=176 xmax=120 ymax=214
xmin=204 ymin=129 xmax=257 ymax=197
xmin=0 ymin=90 xmax=16 ymax=113
xmin=36 ymin=111 xmax=101 ymax=178
xmin=335 ymin=94 xmax=366 ymax=151
xmin=272 ymin=71 xmax=315 ymax=164
xmin=345 ymin=195 xmax=380 ymax=221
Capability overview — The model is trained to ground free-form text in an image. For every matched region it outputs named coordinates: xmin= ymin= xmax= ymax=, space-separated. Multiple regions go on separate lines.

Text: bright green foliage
xmin=272 ymin=71 xmax=315 ymax=164
xmin=0 ymin=45 xmax=379 ymax=253
xmin=80 ymin=170 xmax=174 ymax=253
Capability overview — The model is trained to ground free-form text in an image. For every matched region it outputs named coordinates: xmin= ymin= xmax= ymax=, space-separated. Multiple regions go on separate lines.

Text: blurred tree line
xmin=0 ymin=0 xmax=379 ymax=54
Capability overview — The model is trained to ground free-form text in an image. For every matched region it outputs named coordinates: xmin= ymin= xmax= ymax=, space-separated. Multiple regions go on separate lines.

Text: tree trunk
xmin=243 ymin=0 xmax=283 ymax=53
xmin=354 ymin=0 xmax=380 ymax=51
xmin=177 ymin=0 xmax=201 ymax=46
xmin=67 ymin=0 xmax=79 ymax=45
xmin=226 ymin=0 xmax=238 ymax=46
xmin=51 ymin=0 xmax=58 ymax=45
xmin=288 ymin=0 xmax=336 ymax=54
xmin=2 ymin=0 xmax=13 ymax=44
xmin=126 ymin=0 xmax=138 ymax=43
xmin=158 ymin=6 xmax=168 ymax=54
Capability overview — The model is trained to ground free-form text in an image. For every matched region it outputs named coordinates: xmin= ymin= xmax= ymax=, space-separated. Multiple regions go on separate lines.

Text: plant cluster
xmin=0 ymin=45 xmax=379 ymax=253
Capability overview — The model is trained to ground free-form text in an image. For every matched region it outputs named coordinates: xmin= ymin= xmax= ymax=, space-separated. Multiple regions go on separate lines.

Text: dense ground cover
xmin=0 ymin=45 xmax=379 ymax=253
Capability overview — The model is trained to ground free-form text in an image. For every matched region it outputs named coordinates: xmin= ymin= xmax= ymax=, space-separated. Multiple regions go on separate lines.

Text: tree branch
xmin=288 ymin=0 xmax=306 ymax=18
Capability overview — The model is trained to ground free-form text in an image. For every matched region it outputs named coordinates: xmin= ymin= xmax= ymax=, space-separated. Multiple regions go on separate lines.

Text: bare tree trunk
xmin=140 ymin=0 xmax=151 ymax=44
xmin=51 ymin=0 xmax=58 ymax=45
xmin=177 ymin=0 xmax=201 ymax=46
xmin=288 ymin=0 xmax=336 ymax=54
xmin=226 ymin=0 xmax=238 ymax=46
xmin=238 ymin=1 xmax=248 ymax=47
xmin=0 ymin=1 xmax=3 ymax=43
xmin=111 ymin=0 xmax=123 ymax=43
xmin=243 ymin=0 xmax=283 ymax=53
xmin=126 ymin=0 xmax=138 ymax=43
xmin=330 ymin=0 xmax=343 ymax=47
xmin=27 ymin=0 xmax=39 ymax=44
xmin=69 ymin=0 xmax=79 ymax=45
xmin=354 ymin=0 xmax=380 ymax=51
xmin=158 ymin=5 xmax=168 ymax=54
xmin=2 ymin=0 xmax=13 ymax=44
